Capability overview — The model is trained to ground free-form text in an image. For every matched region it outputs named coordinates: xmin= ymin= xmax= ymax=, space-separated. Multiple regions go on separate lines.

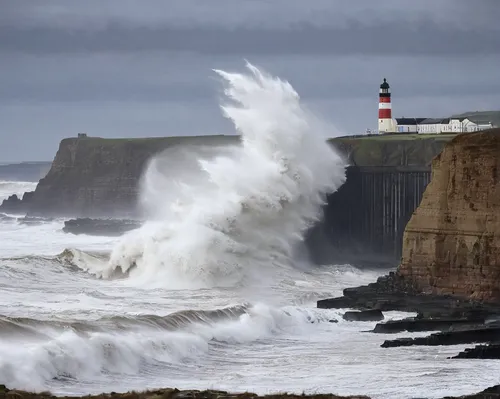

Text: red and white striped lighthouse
xmin=378 ymin=78 xmax=394 ymax=133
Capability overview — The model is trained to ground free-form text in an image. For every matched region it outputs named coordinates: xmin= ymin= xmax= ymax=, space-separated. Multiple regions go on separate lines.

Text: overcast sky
xmin=1 ymin=0 xmax=499 ymax=161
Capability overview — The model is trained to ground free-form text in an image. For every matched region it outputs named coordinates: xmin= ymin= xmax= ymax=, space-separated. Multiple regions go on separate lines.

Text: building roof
xmin=420 ymin=118 xmax=450 ymax=125
xmin=396 ymin=118 xmax=428 ymax=125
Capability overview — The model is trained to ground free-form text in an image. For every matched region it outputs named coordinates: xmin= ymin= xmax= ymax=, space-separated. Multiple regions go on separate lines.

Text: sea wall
xmin=397 ymin=128 xmax=500 ymax=302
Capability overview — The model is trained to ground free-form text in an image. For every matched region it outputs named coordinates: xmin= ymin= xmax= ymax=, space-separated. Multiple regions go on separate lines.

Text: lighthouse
xmin=378 ymin=78 xmax=394 ymax=133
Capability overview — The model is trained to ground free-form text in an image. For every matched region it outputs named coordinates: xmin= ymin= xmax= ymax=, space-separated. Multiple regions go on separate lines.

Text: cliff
xmin=398 ymin=128 xmax=500 ymax=302
xmin=28 ymin=135 xmax=239 ymax=217
xmin=329 ymin=133 xmax=454 ymax=167
xmin=21 ymin=133 xmax=454 ymax=218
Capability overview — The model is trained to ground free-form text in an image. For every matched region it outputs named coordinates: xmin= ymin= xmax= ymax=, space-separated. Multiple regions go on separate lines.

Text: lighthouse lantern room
xmin=378 ymin=78 xmax=395 ymax=133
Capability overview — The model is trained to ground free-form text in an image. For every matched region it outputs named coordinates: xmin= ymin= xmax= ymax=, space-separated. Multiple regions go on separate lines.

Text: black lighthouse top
xmin=380 ymin=78 xmax=390 ymax=90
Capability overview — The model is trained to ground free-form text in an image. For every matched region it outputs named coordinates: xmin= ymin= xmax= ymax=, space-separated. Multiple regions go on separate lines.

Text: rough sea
xmin=1 ymin=64 xmax=499 ymax=399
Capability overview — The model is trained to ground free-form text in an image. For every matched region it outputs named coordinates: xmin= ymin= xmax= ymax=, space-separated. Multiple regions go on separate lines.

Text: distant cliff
xmin=398 ymin=128 xmax=500 ymax=301
xmin=22 ymin=133 xmax=455 ymax=219
xmin=28 ymin=135 xmax=239 ymax=217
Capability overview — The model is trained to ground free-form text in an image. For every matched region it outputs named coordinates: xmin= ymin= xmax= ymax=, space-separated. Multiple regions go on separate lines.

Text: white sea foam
xmin=97 ymin=62 xmax=346 ymax=288
xmin=0 ymin=303 xmax=342 ymax=392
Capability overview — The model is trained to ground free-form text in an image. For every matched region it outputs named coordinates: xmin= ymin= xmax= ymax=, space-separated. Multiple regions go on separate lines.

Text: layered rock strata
xmin=398 ymin=129 xmax=500 ymax=302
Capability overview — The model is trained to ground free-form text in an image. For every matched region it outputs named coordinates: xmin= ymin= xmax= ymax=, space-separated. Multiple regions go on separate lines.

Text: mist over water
xmin=100 ymin=63 xmax=346 ymax=288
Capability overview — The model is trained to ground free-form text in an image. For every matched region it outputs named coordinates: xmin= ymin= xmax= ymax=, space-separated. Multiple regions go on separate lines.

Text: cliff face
xmin=26 ymin=133 xmax=453 ymax=220
xmin=398 ymin=128 xmax=500 ymax=302
xmin=29 ymin=135 xmax=239 ymax=217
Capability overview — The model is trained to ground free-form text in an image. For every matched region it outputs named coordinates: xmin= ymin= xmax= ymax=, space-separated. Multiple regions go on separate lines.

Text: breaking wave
xmin=93 ymin=62 xmax=346 ymax=288
xmin=0 ymin=303 xmax=341 ymax=392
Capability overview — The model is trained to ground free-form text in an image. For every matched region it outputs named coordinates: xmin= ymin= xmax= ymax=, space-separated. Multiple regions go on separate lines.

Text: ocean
xmin=1 ymin=64 xmax=499 ymax=399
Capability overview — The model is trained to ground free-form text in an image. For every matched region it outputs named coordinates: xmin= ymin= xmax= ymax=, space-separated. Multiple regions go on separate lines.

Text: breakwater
xmin=307 ymin=165 xmax=432 ymax=266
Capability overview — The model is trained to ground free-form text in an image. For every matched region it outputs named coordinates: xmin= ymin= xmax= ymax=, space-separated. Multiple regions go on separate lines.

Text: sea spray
xmin=101 ymin=62 xmax=346 ymax=288
xmin=0 ymin=303 xmax=342 ymax=392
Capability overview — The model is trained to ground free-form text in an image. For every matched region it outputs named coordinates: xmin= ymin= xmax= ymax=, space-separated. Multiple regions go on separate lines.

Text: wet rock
xmin=0 ymin=191 xmax=34 ymax=214
xmin=317 ymin=272 xmax=500 ymax=321
xmin=373 ymin=317 xmax=485 ymax=334
xmin=343 ymin=310 xmax=384 ymax=322
xmin=62 ymin=218 xmax=142 ymax=236
xmin=450 ymin=343 xmax=500 ymax=359
xmin=381 ymin=326 xmax=500 ymax=348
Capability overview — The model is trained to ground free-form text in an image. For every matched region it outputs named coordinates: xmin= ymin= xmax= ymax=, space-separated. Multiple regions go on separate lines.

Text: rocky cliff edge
xmin=398 ymin=128 xmax=500 ymax=302
xmin=28 ymin=135 xmax=239 ymax=217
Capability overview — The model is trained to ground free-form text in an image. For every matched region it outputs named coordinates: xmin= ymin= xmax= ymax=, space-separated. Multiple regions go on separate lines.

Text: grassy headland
xmin=70 ymin=132 xmax=456 ymax=168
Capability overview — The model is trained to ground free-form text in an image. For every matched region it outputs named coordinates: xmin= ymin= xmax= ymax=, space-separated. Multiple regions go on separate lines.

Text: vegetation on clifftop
xmin=70 ymin=132 xmax=456 ymax=168
xmin=328 ymin=133 xmax=455 ymax=167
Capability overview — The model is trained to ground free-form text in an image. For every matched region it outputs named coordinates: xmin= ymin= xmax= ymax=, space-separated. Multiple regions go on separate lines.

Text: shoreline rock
xmin=450 ymin=343 xmax=500 ymax=359
xmin=317 ymin=272 xmax=500 ymax=357
xmin=1 ymin=385 xmax=500 ymax=399
xmin=381 ymin=326 xmax=500 ymax=348
xmin=342 ymin=309 xmax=384 ymax=322
xmin=372 ymin=317 xmax=485 ymax=334
xmin=317 ymin=272 xmax=500 ymax=318
xmin=62 ymin=218 xmax=143 ymax=236
xmin=0 ymin=191 xmax=34 ymax=214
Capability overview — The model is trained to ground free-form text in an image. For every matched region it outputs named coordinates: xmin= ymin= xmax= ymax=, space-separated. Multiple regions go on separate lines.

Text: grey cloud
xmin=2 ymin=54 xmax=500 ymax=104
xmin=1 ymin=0 xmax=498 ymax=31
xmin=1 ymin=23 xmax=500 ymax=56
xmin=1 ymin=0 xmax=499 ymax=56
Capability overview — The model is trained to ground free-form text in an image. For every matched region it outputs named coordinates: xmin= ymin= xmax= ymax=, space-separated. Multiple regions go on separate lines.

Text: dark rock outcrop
xmin=62 ymin=218 xmax=142 ymax=236
xmin=0 ymin=191 xmax=34 ymax=214
xmin=342 ymin=310 xmax=384 ymax=322
xmin=450 ymin=343 xmax=500 ymax=359
xmin=372 ymin=317 xmax=484 ymax=334
xmin=317 ymin=272 xmax=500 ymax=319
xmin=381 ymin=326 xmax=500 ymax=348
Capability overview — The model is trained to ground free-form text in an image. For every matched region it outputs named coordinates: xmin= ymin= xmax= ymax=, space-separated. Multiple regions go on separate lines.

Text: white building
xmin=394 ymin=114 xmax=497 ymax=134
xmin=396 ymin=118 xmax=427 ymax=133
